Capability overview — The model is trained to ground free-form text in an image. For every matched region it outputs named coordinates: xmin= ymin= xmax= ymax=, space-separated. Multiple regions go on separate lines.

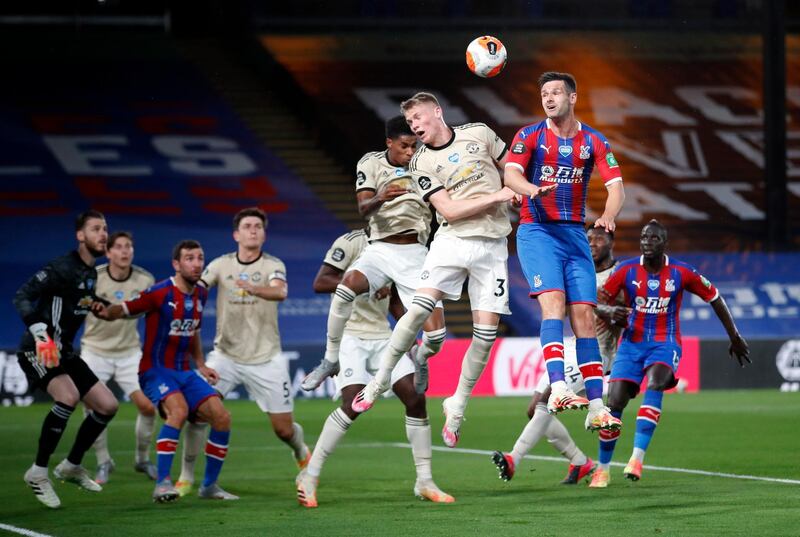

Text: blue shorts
xmin=139 ymin=367 xmax=219 ymax=416
xmin=609 ymin=340 xmax=682 ymax=388
xmin=516 ymin=223 xmax=596 ymax=304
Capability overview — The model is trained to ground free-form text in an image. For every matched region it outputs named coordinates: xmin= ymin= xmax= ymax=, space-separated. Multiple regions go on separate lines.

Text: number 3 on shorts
xmin=494 ymin=278 xmax=506 ymax=297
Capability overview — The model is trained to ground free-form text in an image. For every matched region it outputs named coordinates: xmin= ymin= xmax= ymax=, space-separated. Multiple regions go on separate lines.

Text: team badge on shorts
xmin=421 ymin=270 xmax=430 ymax=280
xmin=533 ymin=274 xmax=542 ymax=288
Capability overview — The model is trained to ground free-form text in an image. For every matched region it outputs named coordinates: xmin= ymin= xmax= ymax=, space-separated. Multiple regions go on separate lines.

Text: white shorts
xmin=350 ymin=241 xmax=442 ymax=310
xmin=335 ymin=333 xmax=415 ymax=393
xmin=534 ymin=338 xmax=609 ymax=396
xmin=206 ymin=350 xmax=293 ymax=414
xmin=81 ymin=348 xmax=142 ymax=396
xmin=420 ymin=234 xmax=511 ymax=315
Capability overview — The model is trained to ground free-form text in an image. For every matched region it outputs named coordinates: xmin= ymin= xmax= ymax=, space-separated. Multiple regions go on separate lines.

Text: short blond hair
xmin=400 ymin=92 xmax=440 ymax=113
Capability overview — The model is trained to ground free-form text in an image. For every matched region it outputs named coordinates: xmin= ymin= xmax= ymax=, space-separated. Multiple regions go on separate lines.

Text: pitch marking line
xmin=355 ymin=442 xmax=800 ymax=486
xmin=0 ymin=524 xmax=55 ymax=537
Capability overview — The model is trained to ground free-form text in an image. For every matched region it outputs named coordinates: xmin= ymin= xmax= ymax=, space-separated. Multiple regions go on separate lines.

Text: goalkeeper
xmin=12 ymin=210 xmax=119 ymax=509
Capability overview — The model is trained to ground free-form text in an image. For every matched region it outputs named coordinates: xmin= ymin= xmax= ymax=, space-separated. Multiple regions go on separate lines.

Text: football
xmin=465 ymin=35 xmax=507 ymax=78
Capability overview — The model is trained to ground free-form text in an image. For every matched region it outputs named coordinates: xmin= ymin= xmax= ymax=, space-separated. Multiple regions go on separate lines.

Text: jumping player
xmin=504 ymin=71 xmax=625 ymax=431
xmin=351 ymin=92 xmax=554 ymax=450
xmin=302 ymin=115 xmax=446 ymax=395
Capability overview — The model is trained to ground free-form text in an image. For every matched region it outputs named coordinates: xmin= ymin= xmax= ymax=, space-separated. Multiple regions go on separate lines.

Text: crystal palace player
xmin=588 ymin=221 xmax=750 ymax=488
xmin=492 ymin=227 xmax=628 ymax=486
xmin=503 ymin=71 xmax=625 ymax=431
xmin=94 ymin=240 xmax=237 ymax=502
xmin=14 ymin=211 xmax=118 ymax=509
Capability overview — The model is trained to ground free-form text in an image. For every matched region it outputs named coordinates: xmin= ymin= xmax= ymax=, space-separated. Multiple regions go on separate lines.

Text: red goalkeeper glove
xmin=30 ymin=322 xmax=60 ymax=368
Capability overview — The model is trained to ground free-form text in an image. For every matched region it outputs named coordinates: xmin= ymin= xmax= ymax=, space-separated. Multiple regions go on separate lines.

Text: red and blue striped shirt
xmin=506 ymin=119 xmax=622 ymax=224
xmin=123 ymin=277 xmax=207 ymax=373
xmin=601 ymin=256 xmax=719 ymax=345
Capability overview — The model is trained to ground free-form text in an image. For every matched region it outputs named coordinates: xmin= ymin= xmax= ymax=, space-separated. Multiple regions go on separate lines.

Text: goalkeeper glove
xmin=29 ymin=322 xmax=60 ymax=368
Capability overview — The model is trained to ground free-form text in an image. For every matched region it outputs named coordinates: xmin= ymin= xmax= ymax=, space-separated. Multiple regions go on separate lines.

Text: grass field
xmin=1 ymin=390 xmax=799 ymax=537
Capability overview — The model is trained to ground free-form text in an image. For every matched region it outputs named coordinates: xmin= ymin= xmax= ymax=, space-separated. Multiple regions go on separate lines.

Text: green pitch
xmin=1 ymin=390 xmax=798 ymax=537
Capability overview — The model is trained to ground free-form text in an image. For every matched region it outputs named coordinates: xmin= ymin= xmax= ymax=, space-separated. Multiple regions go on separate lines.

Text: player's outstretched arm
xmin=235 ymin=277 xmax=287 ymax=302
xmin=91 ymin=302 xmax=127 ymax=321
xmin=429 ymin=186 xmax=515 ymax=222
xmin=503 ymin=165 xmax=557 ymax=199
xmin=594 ymin=182 xmax=625 ymax=232
xmin=710 ymin=296 xmax=751 ymax=367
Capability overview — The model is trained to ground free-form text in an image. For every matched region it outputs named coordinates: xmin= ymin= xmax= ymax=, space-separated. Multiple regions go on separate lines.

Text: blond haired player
xmin=80 ymin=231 xmax=157 ymax=484
xmin=352 ymin=92 xmax=555 ymax=450
xmin=296 ymin=229 xmax=453 ymax=507
xmin=302 ymin=116 xmax=446 ymax=395
xmin=175 ymin=208 xmax=309 ymax=496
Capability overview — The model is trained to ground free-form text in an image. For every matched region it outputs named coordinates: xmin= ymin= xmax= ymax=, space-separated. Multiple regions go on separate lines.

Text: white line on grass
xmin=358 ymin=442 xmax=800 ymax=486
xmin=0 ymin=524 xmax=55 ymax=537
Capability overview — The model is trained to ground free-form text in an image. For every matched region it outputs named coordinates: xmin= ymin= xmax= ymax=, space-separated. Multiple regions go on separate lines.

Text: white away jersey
xmin=356 ymin=150 xmax=431 ymax=244
xmin=409 ymin=122 xmax=510 ymax=239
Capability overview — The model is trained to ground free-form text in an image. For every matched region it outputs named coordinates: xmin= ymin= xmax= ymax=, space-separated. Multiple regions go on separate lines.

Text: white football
xmin=466 ymin=35 xmax=507 ymax=78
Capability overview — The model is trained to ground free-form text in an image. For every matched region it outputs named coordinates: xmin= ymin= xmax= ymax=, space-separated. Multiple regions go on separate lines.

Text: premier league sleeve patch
xmin=511 ymin=142 xmax=526 ymax=154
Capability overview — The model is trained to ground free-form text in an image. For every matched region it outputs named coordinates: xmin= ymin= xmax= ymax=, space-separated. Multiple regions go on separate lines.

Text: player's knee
xmin=570 ymin=308 xmax=596 ymax=337
xmin=139 ymin=402 xmax=156 ymax=417
xmin=96 ymin=397 xmax=119 ymax=417
xmin=405 ymin=296 xmax=437 ymax=329
xmin=212 ymin=408 xmax=231 ymax=431
xmin=646 ymin=378 xmax=670 ymax=392
xmin=168 ymin=405 xmax=189 ymax=425
xmin=607 ymin=393 xmax=627 ymax=412
xmin=403 ymin=393 xmax=426 ymax=418
xmin=471 ymin=324 xmax=497 ymax=353
xmin=273 ymin=423 xmax=294 ymax=441
xmin=422 ymin=327 xmax=447 ymax=353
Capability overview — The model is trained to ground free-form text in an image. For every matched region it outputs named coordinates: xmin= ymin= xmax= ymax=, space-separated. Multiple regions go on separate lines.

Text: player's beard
xmin=86 ymin=241 xmax=106 ymax=258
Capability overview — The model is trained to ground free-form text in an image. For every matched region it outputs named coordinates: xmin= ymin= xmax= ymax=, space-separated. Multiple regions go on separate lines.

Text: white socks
xmin=307 ymin=408 xmax=352 ymax=478
xmin=135 ymin=413 xmax=156 ymax=464
xmin=324 ymin=285 xmax=357 ymax=364
xmin=511 ymin=403 xmax=587 ymax=467
xmin=451 ymin=324 xmax=497 ymax=412
xmin=373 ymin=294 xmax=435 ymax=388
xmin=405 ymin=416 xmax=433 ymax=481
xmin=417 ymin=326 xmax=447 ymax=363
xmin=179 ymin=422 xmax=207 ymax=483
xmin=284 ymin=422 xmax=307 ymax=461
